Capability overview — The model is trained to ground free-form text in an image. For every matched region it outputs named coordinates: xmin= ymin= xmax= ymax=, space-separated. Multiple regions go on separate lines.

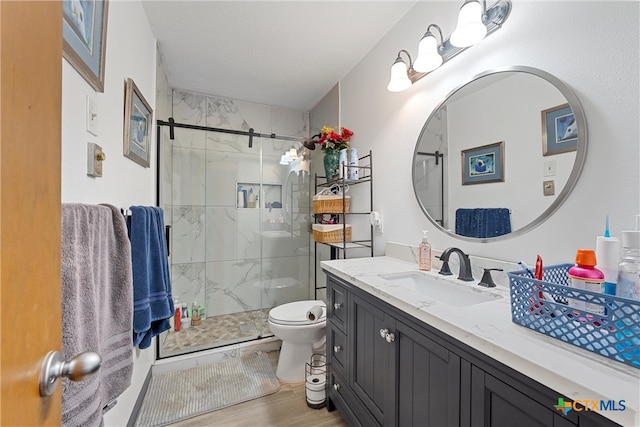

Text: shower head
xmin=303 ymin=134 xmax=320 ymax=150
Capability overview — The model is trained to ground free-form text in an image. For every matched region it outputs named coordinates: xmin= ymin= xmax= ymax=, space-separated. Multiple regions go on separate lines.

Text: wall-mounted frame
xmin=123 ymin=78 xmax=153 ymax=167
xmin=461 ymin=141 xmax=505 ymax=185
xmin=541 ymin=103 xmax=577 ymax=156
xmin=62 ymin=0 xmax=109 ymax=92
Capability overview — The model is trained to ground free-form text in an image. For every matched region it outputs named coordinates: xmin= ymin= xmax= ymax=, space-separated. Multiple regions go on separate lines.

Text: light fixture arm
xmin=396 ymin=49 xmax=414 ymax=71
xmin=424 ymin=24 xmax=445 ymax=54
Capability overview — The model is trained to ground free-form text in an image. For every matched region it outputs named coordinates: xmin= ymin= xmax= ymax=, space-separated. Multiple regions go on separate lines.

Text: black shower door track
xmin=155 ymin=118 xmax=305 ymax=206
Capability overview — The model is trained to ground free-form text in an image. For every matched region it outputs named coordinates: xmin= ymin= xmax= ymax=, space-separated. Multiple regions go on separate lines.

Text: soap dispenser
xmin=419 ymin=230 xmax=432 ymax=271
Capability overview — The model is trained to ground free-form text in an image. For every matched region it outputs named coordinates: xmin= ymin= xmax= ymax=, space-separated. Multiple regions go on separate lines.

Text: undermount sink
xmin=378 ymin=271 xmax=503 ymax=308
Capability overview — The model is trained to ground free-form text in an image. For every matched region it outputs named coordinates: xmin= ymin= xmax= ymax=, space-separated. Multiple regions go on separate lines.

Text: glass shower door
xmin=159 ymin=126 xmax=310 ymax=358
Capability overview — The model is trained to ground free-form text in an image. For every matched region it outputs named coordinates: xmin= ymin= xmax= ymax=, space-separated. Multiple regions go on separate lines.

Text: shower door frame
xmin=155 ymin=118 xmax=310 ymax=359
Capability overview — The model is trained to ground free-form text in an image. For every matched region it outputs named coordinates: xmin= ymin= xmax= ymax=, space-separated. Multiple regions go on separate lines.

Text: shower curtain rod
xmin=157 ymin=118 xmax=306 ymax=143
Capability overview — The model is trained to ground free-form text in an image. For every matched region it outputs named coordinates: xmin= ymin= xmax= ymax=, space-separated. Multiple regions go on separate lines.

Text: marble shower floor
xmin=160 ymin=309 xmax=273 ymax=358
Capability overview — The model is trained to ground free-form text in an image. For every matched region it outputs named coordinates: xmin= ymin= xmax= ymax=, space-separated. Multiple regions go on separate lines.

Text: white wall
xmin=446 ymin=72 xmax=573 ymax=231
xmin=340 ymin=1 xmax=639 ymax=264
xmin=61 ymin=1 xmax=157 ymax=425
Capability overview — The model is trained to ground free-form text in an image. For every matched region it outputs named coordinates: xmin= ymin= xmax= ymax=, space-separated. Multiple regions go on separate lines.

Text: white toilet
xmin=268 ymin=300 xmax=326 ymax=383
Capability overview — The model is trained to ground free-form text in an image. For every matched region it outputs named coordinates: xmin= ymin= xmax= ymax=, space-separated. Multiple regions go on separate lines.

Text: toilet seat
xmin=268 ymin=300 xmax=326 ymax=326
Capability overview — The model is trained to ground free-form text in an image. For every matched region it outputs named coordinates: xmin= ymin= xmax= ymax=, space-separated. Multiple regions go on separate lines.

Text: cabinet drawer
xmin=329 ymin=326 xmax=348 ymax=378
xmin=329 ymin=370 xmax=379 ymax=427
xmin=328 ymin=279 xmax=348 ymax=332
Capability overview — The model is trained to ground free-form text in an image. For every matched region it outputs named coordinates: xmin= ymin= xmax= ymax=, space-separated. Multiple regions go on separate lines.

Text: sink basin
xmin=378 ymin=271 xmax=503 ymax=307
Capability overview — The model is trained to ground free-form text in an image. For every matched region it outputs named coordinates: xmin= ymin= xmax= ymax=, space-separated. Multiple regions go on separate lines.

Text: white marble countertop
xmin=322 ymin=256 xmax=640 ymax=426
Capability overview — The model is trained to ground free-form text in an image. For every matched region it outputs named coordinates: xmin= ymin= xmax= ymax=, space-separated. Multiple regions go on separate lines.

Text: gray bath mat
xmin=135 ymin=353 xmax=280 ymax=426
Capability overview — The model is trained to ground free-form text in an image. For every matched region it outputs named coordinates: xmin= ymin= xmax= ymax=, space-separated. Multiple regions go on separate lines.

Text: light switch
xmin=87 ymin=143 xmax=105 ymax=177
xmin=86 ymin=95 xmax=98 ymax=136
xmin=543 ymin=160 xmax=556 ymax=177
xmin=543 ymin=180 xmax=555 ymax=196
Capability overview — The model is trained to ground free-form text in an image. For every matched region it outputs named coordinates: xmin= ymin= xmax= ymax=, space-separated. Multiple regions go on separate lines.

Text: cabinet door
xmin=328 ymin=277 xmax=348 ymax=333
xmin=470 ymin=365 xmax=573 ymax=427
xmin=351 ymin=293 xmax=394 ymax=426
xmin=395 ymin=320 xmax=461 ymax=427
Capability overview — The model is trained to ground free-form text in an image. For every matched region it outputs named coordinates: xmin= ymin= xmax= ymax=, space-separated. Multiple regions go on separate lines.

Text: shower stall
xmin=157 ymin=120 xmax=312 ymax=358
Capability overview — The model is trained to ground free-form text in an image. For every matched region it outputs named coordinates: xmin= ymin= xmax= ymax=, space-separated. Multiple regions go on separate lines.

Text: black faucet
xmin=438 ymin=247 xmax=474 ymax=282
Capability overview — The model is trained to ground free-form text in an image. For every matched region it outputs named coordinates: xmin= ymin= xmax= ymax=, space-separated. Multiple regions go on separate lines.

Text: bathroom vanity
xmin=322 ymin=256 xmax=639 ymax=427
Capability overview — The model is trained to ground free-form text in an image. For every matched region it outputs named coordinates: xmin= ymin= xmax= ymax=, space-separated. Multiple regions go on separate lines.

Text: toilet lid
xmin=269 ymin=300 xmax=326 ymax=325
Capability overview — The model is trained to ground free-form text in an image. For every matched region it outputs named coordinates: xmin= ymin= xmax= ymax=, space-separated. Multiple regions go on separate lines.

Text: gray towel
xmin=61 ymin=204 xmax=134 ymax=426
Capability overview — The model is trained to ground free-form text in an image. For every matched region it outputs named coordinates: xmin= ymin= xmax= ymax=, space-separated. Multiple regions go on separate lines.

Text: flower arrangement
xmin=304 ymin=126 xmax=354 ymax=152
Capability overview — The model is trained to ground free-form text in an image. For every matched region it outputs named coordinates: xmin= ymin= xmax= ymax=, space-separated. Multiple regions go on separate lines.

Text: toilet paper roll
xmin=306 ymin=374 xmax=326 ymax=388
xmin=306 ymin=374 xmax=326 ymax=404
xmin=306 ymin=305 xmax=324 ymax=321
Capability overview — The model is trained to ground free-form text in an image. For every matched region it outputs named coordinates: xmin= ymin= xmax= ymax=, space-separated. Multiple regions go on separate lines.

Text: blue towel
xmin=455 ymin=208 xmax=511 ymax=238
xmin=129 ymin=206 xmax=174 ymax=349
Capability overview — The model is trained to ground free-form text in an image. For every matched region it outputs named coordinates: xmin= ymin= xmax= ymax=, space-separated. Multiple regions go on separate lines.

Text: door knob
xmin=333 ymin=345 xmax=342 ymax=353
xmin=333 ymin=302 xmax=342 ymax=310
xmin=39 ymin=351 xmax=101 ymax=396
xmin=385 ymin=332 xmax=396 ymax=343
xmin=379 ymin=328 xmax=389 ymax=338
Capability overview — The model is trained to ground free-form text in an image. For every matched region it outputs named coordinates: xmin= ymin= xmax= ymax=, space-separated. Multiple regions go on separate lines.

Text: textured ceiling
xmin=142 ymin=1 xmax=418 ymax=111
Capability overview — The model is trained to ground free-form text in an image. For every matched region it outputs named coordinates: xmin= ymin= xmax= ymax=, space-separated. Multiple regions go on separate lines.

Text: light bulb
xmin=413 ymin=33 xmax=443 ymax=73
xmin=387 ymin=58 xmax=411 ymax=92
xmin=450 ymin=1 xmax=487 ymax=48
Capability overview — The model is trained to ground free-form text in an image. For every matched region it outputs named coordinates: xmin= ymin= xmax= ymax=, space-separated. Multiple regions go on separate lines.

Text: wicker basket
xmin=312 ymin=195 xmax=350 ymax=214
xmin=312 ymin=224 xmax=351 ymax=243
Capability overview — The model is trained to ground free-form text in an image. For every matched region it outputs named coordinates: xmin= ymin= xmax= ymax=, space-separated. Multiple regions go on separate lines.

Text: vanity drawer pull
xmin=333 ymin=383 xmax=340 ymax=391
xmin=333 ymin=345 xmax=342 ymax=353
xmin=333 ymin=302 xmax=342 ymax=310
xmin=379 ymin=328 xmax=389 ymax=338
xmin=385 ymin=332 xmax=396 ymax=343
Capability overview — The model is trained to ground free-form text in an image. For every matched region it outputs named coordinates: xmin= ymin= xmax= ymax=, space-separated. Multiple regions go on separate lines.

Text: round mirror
xmin=412 ymin=66 xmax=587 ymax=242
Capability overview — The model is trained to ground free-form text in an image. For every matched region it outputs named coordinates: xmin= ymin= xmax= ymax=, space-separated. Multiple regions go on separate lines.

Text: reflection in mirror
xmin=413 ymin=66 xmax=587 ymax=241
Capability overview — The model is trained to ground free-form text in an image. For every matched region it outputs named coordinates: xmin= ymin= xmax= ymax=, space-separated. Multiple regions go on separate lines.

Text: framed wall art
xmin=541 ymin=103 xmax=577 ymax=156
xmin=62 ymin=0 xmax=109 ymax=92
xmin=123 ymin=78 xmax=153 ymax=167
xmin=461 ymin=141 xmax=505 ymax=185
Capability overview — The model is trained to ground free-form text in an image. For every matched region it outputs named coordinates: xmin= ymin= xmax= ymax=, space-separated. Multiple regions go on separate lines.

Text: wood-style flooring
xmin=168 ymin=380 xmax=348 ymax=427
xmin=167 ymin=351 xmax=348 ymax=427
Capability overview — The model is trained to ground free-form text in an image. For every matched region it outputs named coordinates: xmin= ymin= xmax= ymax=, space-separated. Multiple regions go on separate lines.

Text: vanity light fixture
xmin=280 ymin=147 xmax=301 ymax=165
xmin=387 ymin=50 xmax=413 ymax=92
xmin=387 ymin=0 xmax=511 ymax=92
xmin=450 ymin=0 xmax=488 ymax=48
xmin=414 ymin=24 xmax=444 ymax=73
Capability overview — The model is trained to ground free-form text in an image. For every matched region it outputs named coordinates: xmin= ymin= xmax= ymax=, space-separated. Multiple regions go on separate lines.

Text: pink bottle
xmin=567 ymin=249 xmax=605 ymax=314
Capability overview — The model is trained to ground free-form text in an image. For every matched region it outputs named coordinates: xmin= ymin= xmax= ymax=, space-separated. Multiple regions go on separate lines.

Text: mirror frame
xmin=412 ymin=65 xmax=588 ymax=242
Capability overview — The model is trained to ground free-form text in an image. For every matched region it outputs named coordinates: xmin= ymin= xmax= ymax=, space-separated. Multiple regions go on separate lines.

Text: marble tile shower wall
xmin=165 ymin=89 xmax=310 ymax=317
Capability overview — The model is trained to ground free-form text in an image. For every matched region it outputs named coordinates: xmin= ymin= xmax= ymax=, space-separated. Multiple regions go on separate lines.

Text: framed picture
xmin=123 ymin=78 xmax=153 ymax=167
xmin=62 ymin=0 xmax=109 ymax=92
xmin=461 ymin=141 xmax=505 ymax=185
xmin=541 ymin=103 xmax=577 ymax=156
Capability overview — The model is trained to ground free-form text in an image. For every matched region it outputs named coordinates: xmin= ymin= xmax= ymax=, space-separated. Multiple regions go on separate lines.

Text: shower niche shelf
xmin=236 ymin=182 xmax=282 ymax=209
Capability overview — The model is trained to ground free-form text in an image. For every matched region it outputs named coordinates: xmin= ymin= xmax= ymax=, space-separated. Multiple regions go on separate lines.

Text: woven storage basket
xmin=312 ymin=224 xmax=351 ymax=243
xmin=312 ymin=195 xmax=350 ymax=214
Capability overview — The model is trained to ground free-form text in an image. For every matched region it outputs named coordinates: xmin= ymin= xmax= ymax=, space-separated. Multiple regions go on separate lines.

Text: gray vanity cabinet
xmin=466 ymin=363 xmax=576 ymax=427
xmin=325 ymin=272 xmax=621 ymax=427
xmin=328 ymin=274 xmax=461 ymax=427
